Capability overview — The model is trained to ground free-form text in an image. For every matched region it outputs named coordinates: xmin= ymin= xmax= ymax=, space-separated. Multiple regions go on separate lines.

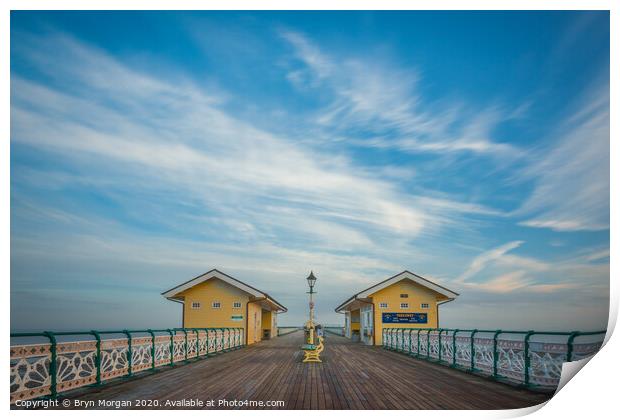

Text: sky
xmin=10 ymin=11 xmax=609 ymax=331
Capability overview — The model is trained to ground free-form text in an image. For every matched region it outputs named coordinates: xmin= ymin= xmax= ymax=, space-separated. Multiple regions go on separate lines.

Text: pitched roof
xmin=335 ymin=270 xmax=458 ymax=312
xmin=162 ymin=268 xmax=287 ymax=312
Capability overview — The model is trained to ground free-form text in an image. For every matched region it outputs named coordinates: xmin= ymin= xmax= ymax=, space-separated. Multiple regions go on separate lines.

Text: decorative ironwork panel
xmin=56 ymin=341 xmax=97 ymax=392
xmin=454 ymin=335 xmax=472 ymax=368
xmin=223 ymin=329 xmax=231 ymax=350
xmin=410 ymin=330 xmax=419 ymax=354
xmin=154 ymin=336 xmax=172 ymax=367
xmin=172 ymin=334 xmax=185 ymax=362
xmin=197 ymin=331 xmax=209 ymax=356
xmin=428 ymin=331 xmax=440 ymax=360
xmin=131 ymin=337 xmax=153 ymax=372
xmin=10 ymin=344 xmax=52 ymax=403
xmin=403 ymin=330 xmax=411 ymax=353
xmin=100 ymin=338 xmax=129 ymax=380
xmin=528 ymin=341 xmax=567 ymax=387
xmin=497 ymin=339 xmax=525 ymax=382
xmin=215 ymin=330 xmax=223 ymax=352
xmin=440 ymin=331 xmax=454 ymax=363
xmin=207 ymin=330 xmax=217 ymax=353
xmin=473 ymin=337 xmax=494 ymax=374
xmin=418 ymin=332 xmax=429 ymax=356
xmin=395 ymin=329 xmax=403 ymax=351
xmin=187 ymin=332 xmax=198 ymax=358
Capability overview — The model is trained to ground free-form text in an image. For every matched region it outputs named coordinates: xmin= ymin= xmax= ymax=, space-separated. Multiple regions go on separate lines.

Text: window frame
xmin=400 ymin=302 xmax=409 ymax=309
xmin=379 ymin=302 xmax=388 ymax=309
xmin=400 ymin=293 xmax=409 ymax=298
xmin=191 ymin=302 xmax=201 ymax=310
xmin=211 ymin=301 xmax=221 ymax=309
xmin=232 ymin=301 xmax=242 ymax=309
xmin=421 ymin=303 xmax=430 ymax=309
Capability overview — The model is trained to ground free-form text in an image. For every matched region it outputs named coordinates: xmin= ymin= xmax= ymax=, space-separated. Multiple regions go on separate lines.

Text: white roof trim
xmin=162 ymin=269 xmax=266 ymax=300
xmin=335 ymin=297 xmax=356 ymax=313
xmin=358 ymin=271 xmax=458 ymax=299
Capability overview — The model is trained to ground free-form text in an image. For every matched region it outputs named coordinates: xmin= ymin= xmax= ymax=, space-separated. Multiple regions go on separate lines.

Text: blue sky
xmin=10 ymin=11 xmax=609 ymax=331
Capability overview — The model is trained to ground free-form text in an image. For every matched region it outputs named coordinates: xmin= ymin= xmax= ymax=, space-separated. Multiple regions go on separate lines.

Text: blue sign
xmin=382 ymin=312 xmax=428 ymax=324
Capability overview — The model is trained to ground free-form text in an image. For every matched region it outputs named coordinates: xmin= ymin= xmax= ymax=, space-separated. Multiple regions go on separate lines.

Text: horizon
xmin=10 ymin=11 xmax=609 ymax=332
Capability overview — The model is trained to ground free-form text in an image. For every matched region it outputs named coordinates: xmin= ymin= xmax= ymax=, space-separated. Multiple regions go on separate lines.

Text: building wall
xmin=179 ymin=278 xmax=249 ymax=332
xmin=370 ymin=280 xmax=444 ymax=345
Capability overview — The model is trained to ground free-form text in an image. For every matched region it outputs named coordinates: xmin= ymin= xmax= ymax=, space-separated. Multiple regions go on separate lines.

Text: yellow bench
xmin=301 ymin=336 xmax=324 ymax=363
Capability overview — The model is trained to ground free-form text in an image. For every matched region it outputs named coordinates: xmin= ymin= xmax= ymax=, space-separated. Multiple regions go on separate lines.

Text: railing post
xmin=401 ymin=328 xmax=405 ymax=352
xmin=438 ymin=329 xmax=444 ymax=362
xmin=147 ymin=329 xmax=156 ymax=370
xmin=42 ymin=331 xmax=57 ymax=399
xmin=183 ymin=329 xmax=189 ymax=361
xmin=452 ymin=329 xmax=459 ymax=367
xmin=493 ymin=330 xmax=502 ymax=379
xmin=470 ymin=329 xmax=478 ymax=371
xmin=566 ymin=331 xmax=580 ymax=362
xmin=91 ymin=330 xmax=102 ymax=386
xmin=417 ymin=329 xmax=421 ymax=357
xmin=203 ymin=328 xmax=209 ymax=357
xmin=523 ymin=331 xmax=535 ymax=387
xmin=123 ymin=330 xmax=133 ymax=377
xmin=193 ymin=329 xmax=199 ymax=358
xmin=394 ymin=328 xmax=398 ymax=351
xmin=427 ymin=329 xmax=432 ymax=358
xmin=166 ymin=329 xmax=174 ymax=366
xmin=409 ymin=329 xmax=414 ymax=355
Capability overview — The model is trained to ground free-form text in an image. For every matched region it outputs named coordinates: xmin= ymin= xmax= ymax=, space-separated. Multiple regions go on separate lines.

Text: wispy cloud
xmin=281 ymin=30 xmax=521 ymax=158
xmin=452 ymin=240 xmax=608 ymax=295
xmin=516 ymin=81 xmax=610 ymax=231
xmin=455 ymin=241 xmax=524 ymax=283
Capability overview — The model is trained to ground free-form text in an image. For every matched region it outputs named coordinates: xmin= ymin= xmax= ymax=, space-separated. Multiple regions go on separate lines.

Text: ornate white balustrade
xmin=10 ymin=328 xmax=245 ymax=404
xmin=383 ymin=328 xmax=605 ymax=390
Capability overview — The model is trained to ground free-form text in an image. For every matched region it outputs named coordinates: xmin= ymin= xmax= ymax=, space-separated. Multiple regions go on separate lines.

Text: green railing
xmin=277 ymin=326 xmax=302 ymax=336
xmin=10 ymin=327 xmax=244 ymax=404
xmin=382 ymin=328 xmax=606 ymax=390
xmin=324 ymin=326 xmax=345 ymax=336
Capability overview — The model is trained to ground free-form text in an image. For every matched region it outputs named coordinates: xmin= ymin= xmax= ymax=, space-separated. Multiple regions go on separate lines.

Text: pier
xmin=29 ymin=331 xmax=551 ymax=410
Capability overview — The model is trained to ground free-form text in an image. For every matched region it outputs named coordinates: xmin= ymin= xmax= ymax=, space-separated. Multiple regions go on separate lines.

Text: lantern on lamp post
xmin=306 ymin=271 xmax=317 ymax=344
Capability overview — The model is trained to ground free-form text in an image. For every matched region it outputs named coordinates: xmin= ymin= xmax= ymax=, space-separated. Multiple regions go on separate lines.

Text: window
xmin=421 ymin=303 xmax=430 ymax=309
xmin=233 ymin=301 xmax=242 ymax=309
xmin=379 ymin=302 xmax=388 ymax=309
xmin=191 ymin=302 xmax=201 ymax=309
xmin=212 ymin=301 xmax=221 ymax=309
xmin=400 ymin=293 xmax=409 ymax=298
xmin=400 ymin=303 xmax=409 ymax=309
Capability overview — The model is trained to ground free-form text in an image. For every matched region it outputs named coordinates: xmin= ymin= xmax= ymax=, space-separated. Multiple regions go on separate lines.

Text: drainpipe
xmin=182 ymin=301 xmax=185 ymax=328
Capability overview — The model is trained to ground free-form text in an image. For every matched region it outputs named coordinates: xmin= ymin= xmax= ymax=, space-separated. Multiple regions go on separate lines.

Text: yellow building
xmin=162 ymin=269 xmax=287 ymax=345
xmin=335 ymin=271 xmax=458 ymax=346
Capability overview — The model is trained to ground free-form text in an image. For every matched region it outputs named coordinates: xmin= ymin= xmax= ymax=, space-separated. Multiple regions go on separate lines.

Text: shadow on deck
xmin=61 ymin=331 xmax=551 ymax=409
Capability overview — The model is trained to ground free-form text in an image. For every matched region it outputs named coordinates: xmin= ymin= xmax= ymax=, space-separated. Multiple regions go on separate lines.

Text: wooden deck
xmin=64 ymin=331 xmax=551 ymax=409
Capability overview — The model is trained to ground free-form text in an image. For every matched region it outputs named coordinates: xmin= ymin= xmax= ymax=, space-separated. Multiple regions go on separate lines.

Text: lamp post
xmin=306 ymin=271 xmax=317 ymax=344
